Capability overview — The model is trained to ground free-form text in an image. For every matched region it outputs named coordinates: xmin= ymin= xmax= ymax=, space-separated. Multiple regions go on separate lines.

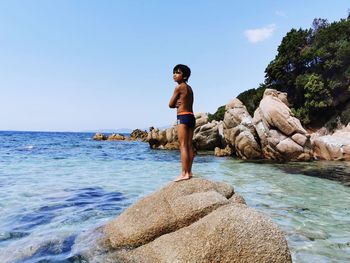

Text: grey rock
xmin=105 ymin=178 xmax=234 ymax=248
xmin=101 ymin=178 xmax=291 ymax=263
xmin=193 ymin=121 xmax=222 ymax=150
xmin=116 ymin=205 xmax=291 ymax=263
xmin=252 ymin=89 xmax=312 ymax=161
xmin=223 ymin=99 xmax=261 ymax=159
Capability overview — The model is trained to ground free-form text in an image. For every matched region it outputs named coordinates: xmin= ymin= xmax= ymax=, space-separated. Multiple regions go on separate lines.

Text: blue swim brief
xmin=177 ymin=114 xmax=196 ymax=128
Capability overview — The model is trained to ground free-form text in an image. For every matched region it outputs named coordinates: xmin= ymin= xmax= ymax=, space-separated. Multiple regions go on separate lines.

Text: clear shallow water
xmin=0 ymin=131 xmax=349 ymax=262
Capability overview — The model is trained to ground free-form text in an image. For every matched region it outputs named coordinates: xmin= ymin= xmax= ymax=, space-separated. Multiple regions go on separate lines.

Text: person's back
xmin=176 ymin=83 xmax=194 ymax=114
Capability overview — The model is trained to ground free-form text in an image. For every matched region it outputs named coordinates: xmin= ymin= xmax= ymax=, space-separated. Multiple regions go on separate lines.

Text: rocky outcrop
xmin=147 ymin=126 xmax=178 ymax=150
xmin=93 ymin=132 xmax=128 ymax=141
xmin=193 ymin=121 xmax=223 ymax=150
xmin=222 ymin=99 xmax=262 ymax=159
xmin=214 ymin=145 xmax=233 ymax=157
xmin=105 ymin=179 xmax=234 ymax=248
xmin=100 ymin=178 xmax=291 ymax=263
xmin=93 ymin=133 xmax=107 ymax=141
xmin=195 ymin=112 xmax=209 ymax=128
xmin=252 ymin=89 xmax=312 ymax=161
xmin=107 ymin=133 xmax=126 ymax=141
xmin=148 ymin=113 xmax=222 ymax=151
xmin=313 ymin=126 xmax=350 ymax=161
xmin=147 ymin=90 xmax=312 ymax=161
xmin=93 ymin=133 xmax=126 ymax=141
xmin=130 ymin=129 xmax=148 ymax=141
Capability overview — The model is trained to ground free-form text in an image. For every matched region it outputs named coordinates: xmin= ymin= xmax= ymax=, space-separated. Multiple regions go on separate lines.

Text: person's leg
xmin=174 ymin=124 xmax=191 ymax=181
xmin=188 ymin=127 xmax=194 ymax=178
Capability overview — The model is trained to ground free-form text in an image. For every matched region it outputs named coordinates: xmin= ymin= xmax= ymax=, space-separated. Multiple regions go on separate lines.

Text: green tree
xmin=265 ymin=28 xmax=310 ymax=107
xmin=264 ymin=14 xmax=350 ymax=126
xmin=237 ymin=84 xmax=267 ymax=116
xmin=304 ymin=73 xmax=331 ymax=109
xmin=208 ymin=105 xmax=225 ymax=122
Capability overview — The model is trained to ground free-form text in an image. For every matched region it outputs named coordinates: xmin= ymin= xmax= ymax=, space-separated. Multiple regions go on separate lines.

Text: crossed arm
xmin=169 ymin=86 xmax=181 ymax=108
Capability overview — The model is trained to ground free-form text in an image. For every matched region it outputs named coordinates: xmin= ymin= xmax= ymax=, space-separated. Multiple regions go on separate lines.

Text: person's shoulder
xmin=178 ymin=83 xmax=189 ymax=89
xmin=183 ymin=83 xmax=192 ymax=92
xmin=175 ymin=83 xmax=187 ymax=91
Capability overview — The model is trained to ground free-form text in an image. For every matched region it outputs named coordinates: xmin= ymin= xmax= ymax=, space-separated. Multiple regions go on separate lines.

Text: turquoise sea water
xmin=0 ymin=131 xmax=349 ymax=262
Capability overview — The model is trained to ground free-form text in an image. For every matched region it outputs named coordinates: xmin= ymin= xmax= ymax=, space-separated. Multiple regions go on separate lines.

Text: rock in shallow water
xmin=118 ymin=205 xmax=291 ymax=263
xmin=99 ymin=178 xmax=291 ymax=263
xmin=313 ymin=131 xmax=350 ymax=161
xmin=223 ymin=98 xmax=262 ymax=160
xmin=104 ymin=178 xmax=233 ymax=248
xmin=252 ymin=89 xmax=312 ymax=161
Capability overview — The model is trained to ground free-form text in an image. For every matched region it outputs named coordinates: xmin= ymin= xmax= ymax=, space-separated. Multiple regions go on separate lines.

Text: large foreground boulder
xmin=118 ymin=205 xmax=291 ymax=263
xmin=101 ymin=178 xmax=291 ymax=263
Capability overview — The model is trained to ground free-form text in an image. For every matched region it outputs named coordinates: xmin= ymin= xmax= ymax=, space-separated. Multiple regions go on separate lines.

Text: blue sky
xmin=0 ymin=1 xmax=349 ymax=131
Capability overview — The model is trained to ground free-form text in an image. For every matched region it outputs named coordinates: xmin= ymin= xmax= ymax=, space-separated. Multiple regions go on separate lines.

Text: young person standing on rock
xmin=168 ymin=64 xmax=196 ymax=182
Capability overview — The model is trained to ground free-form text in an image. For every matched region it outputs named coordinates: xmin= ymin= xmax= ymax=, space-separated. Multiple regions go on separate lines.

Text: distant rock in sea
xmin=93 ymin=129 xmax=148 ymax=142
xmin=84 ymin=128 xmax=133 ymax=134
xmin=92 ymin=133 xmax=107 ymax=141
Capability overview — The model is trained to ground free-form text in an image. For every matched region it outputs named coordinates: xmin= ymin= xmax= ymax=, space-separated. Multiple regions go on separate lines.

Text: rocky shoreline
xmin=87 ymin=89 xmax=350 ymax=261
xmin=146 ymin=89 xmax=350 ymax=162
xmin=93 ymin=89 xmax=350 ymax=162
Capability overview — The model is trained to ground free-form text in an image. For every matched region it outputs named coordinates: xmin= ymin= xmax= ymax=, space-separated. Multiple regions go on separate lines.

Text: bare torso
xmin=176 ymin=84 xmax=194 ymax=114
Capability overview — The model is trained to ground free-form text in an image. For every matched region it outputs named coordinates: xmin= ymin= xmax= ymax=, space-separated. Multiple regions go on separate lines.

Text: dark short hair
xmin=173 ymin=64 xmax=191 ymax=81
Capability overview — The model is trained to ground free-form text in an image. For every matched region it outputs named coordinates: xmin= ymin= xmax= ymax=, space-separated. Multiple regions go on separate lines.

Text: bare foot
xmin=174 ymin=174 xmax=191 ymax=182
